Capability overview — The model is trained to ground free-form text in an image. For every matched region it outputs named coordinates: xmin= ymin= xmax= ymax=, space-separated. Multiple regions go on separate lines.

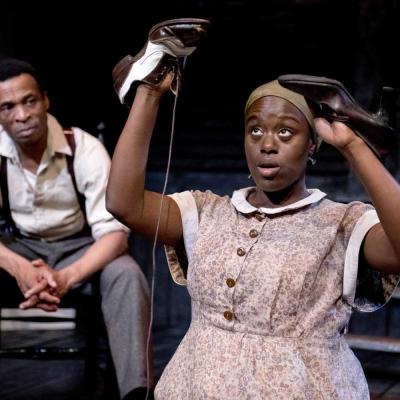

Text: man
xmin=0 ymin=57 xmax=153 ymax=400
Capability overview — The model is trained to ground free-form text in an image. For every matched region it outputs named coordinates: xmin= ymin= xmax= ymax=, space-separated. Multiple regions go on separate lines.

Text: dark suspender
xmin=0 ymin=155 xmax=18 ymax=234
xmin=0 ymin=128 xmax=88 ymax=235
xmin=63 ymin=129 xmax=87 ymax=219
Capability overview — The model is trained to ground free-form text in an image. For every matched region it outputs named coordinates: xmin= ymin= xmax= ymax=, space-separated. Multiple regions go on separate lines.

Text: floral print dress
xmin=155 ymin=187 xmax=398 ymax=400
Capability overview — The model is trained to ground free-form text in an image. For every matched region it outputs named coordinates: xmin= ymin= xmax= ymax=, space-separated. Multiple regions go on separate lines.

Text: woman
xmin=107 ymin=37 xmax=400 ymax=400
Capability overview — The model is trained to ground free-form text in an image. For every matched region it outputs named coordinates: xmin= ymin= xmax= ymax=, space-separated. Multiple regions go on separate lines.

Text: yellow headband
xmin=245 ymin=80 xmax=321 ymax=150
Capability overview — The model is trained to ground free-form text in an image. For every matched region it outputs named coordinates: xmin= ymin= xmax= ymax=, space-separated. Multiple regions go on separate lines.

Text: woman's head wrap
xmin=245 ymin=80 xmax=321 ymax=150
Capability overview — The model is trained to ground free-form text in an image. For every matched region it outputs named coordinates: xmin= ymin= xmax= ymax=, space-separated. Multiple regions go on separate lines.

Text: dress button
xmin=223 ymin=310 xmax=234 ymax=321
xmin=249 ymin=229 xmax=258 ymax=238
xmin=237 ymin=247 xmax=246 ymax=256
xmin=226 ymin=278 xmax=236 ymax=288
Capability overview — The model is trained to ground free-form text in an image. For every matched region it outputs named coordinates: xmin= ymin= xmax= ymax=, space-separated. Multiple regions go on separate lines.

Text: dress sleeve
xmin=164 ymin=190 xmax=209 ymax=285
xmin=164 ymin=191 xmax=197 ymax=285
xmin=343 ymin=207 xmax=400 ymax=312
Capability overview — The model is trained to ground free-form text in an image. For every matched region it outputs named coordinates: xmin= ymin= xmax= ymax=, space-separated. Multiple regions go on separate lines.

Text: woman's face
xmin=244 ymin=96 xmax=315 ymax=203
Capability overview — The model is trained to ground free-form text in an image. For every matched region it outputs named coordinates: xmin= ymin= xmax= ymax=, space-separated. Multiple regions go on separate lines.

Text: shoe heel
xmin=112 ymin=43 xmax=148 ymax=89
xmin=112 ymin=55 xmax=135 ymax=93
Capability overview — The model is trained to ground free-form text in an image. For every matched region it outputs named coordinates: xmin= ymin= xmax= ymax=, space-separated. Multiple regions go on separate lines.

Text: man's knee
xmin=100 ymin=254 xmax=149 ymax=295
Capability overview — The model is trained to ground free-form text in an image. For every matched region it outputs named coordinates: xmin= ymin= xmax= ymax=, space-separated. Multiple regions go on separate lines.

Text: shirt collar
xmin=0 ymin=125 xmax=18 ymax=161
xmin=231 ymin=186 xmax=326 ymax=215
xmin=46 ymin=113 xmax=72 ymax=157
xmin=0 ymin=113 xmax=72 ymax=161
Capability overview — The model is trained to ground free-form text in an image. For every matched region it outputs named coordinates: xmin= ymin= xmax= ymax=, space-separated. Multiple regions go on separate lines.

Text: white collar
xmin=231 ymin=187 xmax=326 ymax=215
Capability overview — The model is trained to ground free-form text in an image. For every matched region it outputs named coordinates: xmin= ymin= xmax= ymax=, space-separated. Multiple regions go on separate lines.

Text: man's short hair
xmin=0 ymin=57 xmax=45 ymax=93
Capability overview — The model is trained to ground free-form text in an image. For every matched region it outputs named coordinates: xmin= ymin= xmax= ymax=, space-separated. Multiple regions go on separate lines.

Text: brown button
xmin=226 ymin=278 xmax=236 ymax=288
xmin=249 ymin=229 xmax=258 ymax=238
xmin=223 ymin=310 xmax=234 ymax=321
xmin=237 ymin=247 xmax=246 ymax=256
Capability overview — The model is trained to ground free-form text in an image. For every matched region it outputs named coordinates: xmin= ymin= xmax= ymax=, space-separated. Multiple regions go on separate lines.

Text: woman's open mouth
xmin=257 ymin=162 xmax=281 ymax=178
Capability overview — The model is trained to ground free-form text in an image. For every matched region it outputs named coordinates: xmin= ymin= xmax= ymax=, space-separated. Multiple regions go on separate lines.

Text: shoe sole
xmin=149 ymin=18 xmax=211 ymax=56
xmin=279 ymin=74 xmax=356 ymax=102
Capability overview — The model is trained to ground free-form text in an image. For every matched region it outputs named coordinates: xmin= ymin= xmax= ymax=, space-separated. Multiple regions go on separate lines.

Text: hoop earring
xmin=308 ymin=156 xmax=316 ymax=166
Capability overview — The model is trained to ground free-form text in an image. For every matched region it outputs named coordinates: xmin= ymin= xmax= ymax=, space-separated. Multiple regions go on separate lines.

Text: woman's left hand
xmin=314 ymin=117 xmax=364 ymax=152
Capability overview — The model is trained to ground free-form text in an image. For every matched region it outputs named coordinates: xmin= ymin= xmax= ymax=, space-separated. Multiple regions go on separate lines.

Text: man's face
xmin=0 ymin=73 xmax=49 ymax=147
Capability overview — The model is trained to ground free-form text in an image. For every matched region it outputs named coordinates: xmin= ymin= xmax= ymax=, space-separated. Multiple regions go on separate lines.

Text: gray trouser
xmin=0 ymin=233 xmax=153 ymax=398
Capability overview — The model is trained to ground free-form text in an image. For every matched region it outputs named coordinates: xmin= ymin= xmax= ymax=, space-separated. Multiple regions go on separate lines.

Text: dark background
xmin=1 ymin=0 xmax=400 ymax=173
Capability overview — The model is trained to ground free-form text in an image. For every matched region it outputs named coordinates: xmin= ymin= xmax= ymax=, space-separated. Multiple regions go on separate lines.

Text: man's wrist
xmin=0 ymin=250 xmax=21 ymax=277
xmin=62 ymin=265 xmax=82 ymax=288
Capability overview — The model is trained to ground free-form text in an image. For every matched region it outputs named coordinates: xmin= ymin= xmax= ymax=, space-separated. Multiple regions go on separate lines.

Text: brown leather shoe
xmin=113 ymin=49 xmax=180 ymax=106
xmin=113 ymin=18 xmax=210 ymax=106
xmin=278 ymin=74 xmax=398 ymax=158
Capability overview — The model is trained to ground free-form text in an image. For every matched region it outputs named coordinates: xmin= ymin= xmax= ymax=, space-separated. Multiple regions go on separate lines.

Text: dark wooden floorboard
xmin=0 ymin=359 xmax=86 ymax=400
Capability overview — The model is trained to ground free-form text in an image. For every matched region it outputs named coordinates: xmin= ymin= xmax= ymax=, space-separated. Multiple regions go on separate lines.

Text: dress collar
xmin=231 ymin=186 xmax=326 ymax=215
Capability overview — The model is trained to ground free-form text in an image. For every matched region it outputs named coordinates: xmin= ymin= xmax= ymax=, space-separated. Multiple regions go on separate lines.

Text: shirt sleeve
xmin=343 ymin=208 xmax=400 ymax=312
xmin=72 ymin=128 xmax=129 ymax=239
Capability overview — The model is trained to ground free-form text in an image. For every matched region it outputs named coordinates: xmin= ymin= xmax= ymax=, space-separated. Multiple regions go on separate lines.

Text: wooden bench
xmin=346 ymin=334 xmax=400 ymax=353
